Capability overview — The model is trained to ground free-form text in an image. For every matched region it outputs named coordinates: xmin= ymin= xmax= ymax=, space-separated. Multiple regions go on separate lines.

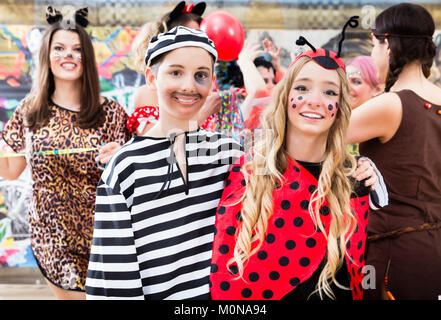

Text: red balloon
xmin=200 ymin=11 xmax=245 ymax=61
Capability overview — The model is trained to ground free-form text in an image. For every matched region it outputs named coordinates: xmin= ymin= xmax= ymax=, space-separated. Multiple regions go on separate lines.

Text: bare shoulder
xmin=355 ymin=92 xmax=402 ymax=120
xmin=348 ymin=92 xmax=402 ymax=144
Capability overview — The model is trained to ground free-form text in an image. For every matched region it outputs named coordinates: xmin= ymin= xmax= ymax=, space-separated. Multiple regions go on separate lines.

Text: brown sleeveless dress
xmin=359 ymin=90 xmax=441 ymax=300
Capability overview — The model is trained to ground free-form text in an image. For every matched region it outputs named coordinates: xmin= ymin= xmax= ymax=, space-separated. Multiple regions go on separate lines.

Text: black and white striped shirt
xmin=85 ymin=129 xmax=243 ymax=300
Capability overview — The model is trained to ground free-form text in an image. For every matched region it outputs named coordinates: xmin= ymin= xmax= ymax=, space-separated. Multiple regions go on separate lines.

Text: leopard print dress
xmin=2 ymin=97 xmax=131 ymax=291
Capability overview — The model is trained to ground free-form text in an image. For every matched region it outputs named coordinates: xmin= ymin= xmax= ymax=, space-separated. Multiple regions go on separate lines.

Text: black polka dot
xmin=308 ymin=185 xmax=317 ymax=194
xmin=320 ymin=206 xmax=330 ymax=216
xmin=249 ymin=272 xmax=259 ymax=282
xmin=364 ymin=210 xmax=369 ymax=220
xmin=281 ymin=200 xmax=291 ymax=210
xmin=299 ymin=257 xmax=310 ymax=267
xmin=219 ymin=245 xmax=229 ymax=254
xmin=269 ymin=271 xmax=280 ymax=280
xmin=293 ymin=217 xmax=303 ymax=227
xmin=306 ymin=238 xmax=316 ymax=248
xmin=262 ymin=289 xmax=273 ymax=299
xmin=228 ymin=265 xmax=238 ymax=275
xmin=257 ymin=250 xmax=268 ymax=260
xmin=346 ymin=240 xmax=351 ymax=250
xmin=279 ymin=256 xmax=289 ymax=266
xmin=209 ymin=280 xmax=212 ymax=288
xmin=225 ymin=179 xmax=231 ymax=187
xmin=236 ymin=212 xmax=243 ymax=222
xmin=293 ymin=166 xmax=300 ymax=172
xmin=241 ymin=179 xmax=246 ymax=186
xmin=218 ymin=206 xmax=226 ymax=215
xmin=359 ymin=254 xmax=364 ymax=263
xmin=290 ymin=181 xmax=300 ymax=190
xmin=275 ymin=218 xmax=285 ymax=228
xmin=210 ymin=264 xmax=218 ymax=273
xmin=289 ymin=277 xmax=300 ymax=287
xmin=300 ymin=200 xmax=309 ymax=210
xmin=357 ymin=240 xmax=363 ymax=250
xmin=220 ymin=281 xmax=230 ymax=291
xmin=285 ymin=240 xmax=296 ymax=250
xmin=226 ymin=226 xmax=236 ymax=236
xmin=232 ymin=166 xmax=241 ymax=172
xmin=274 ymin=182 xmax=281 ymax=189
xmin=241 ymin=288 xmax=252 ymax=298
xmin=265 ymin=233 xmax=276 ymax=244
xmin=354 ymin=224 xmax=359 ymax=233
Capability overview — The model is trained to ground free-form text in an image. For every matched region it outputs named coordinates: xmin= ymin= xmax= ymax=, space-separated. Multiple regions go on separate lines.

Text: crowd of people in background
xmin=0 ymin=1 xmax=440 ymax=301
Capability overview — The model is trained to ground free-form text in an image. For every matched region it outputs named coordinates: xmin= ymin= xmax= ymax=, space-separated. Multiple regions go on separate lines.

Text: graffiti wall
xmin=1 ymin=2 xmax=441 ymax=268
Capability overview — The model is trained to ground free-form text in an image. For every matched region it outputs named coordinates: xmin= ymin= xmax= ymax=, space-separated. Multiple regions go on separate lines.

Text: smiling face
xmin=153 ymin=46 xmax=214 ymax=123
xmin=287 ymin=61 xmax=341 ymax=139
xmin=49 ymin=29 xmax=83 ymax=83
xmin=346 ymin=65 xmax=378 ymax=109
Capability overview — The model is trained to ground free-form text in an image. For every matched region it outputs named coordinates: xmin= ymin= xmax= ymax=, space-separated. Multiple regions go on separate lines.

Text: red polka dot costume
xmin=210 ymin=155 xmax=369 ymax=300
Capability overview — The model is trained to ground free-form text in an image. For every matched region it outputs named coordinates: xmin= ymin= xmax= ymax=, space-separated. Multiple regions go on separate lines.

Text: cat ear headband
xmin=168 ymin=1 xmax=206 ymax=23
xmin=292 ymin=16 xmax=359 ymax=72
xmin=46 ymin=6 xmax=89 ymax=28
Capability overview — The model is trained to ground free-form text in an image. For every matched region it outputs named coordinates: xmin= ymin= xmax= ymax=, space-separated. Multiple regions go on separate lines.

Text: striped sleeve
xmin=86 ymin=181 xmax=144 ymax=300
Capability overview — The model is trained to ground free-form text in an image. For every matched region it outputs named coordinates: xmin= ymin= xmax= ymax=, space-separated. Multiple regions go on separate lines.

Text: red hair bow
xmin=126 ymin=106 xmax=159 ymax=133
xmin=182 ymin=3 xmax=194 ymax=13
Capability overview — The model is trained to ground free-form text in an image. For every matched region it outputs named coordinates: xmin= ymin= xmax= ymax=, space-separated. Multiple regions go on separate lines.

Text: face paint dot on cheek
xmin=292 ymin=104 xmax=297 ymax=109
xmin=328 ymin=104 xmax=334 ymax=111
xmin=298 ymin=96 xmax=303 ymax=101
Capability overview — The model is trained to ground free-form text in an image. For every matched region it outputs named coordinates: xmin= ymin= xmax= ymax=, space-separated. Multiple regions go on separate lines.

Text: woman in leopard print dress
xmin=0 ymin=7 xmax=131 ymax=299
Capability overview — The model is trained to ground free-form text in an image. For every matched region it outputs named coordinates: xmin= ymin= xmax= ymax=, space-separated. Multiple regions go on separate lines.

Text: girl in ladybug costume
xmin=210 ymin=18 xmax=385 ymax=300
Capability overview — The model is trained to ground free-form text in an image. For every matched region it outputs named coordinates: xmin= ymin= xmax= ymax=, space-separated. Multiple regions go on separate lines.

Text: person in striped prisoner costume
xmin=85 ymin=26 xmax=243 ymax=299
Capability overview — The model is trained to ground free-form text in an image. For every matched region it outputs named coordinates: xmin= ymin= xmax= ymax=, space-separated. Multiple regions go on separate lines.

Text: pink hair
xmin=346 ymin=56 xmax=380 ymax=88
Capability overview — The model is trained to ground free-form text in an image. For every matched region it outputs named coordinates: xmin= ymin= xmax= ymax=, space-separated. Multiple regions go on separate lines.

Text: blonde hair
xmin=132 ymin=10 xmax=203 ymax=74
xmin=230 ymin=56 xmax=357 ymax=299
xmin=132 ymin=21 xmax=165 ymax=74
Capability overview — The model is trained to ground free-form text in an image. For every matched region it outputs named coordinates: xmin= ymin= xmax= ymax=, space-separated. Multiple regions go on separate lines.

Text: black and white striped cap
xmin=144 ymin=26 xmax=217 ymax=67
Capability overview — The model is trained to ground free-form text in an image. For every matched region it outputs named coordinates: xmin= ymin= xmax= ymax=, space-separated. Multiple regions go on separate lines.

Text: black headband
xmin=46 ymin=6 xmax=89 ymax=28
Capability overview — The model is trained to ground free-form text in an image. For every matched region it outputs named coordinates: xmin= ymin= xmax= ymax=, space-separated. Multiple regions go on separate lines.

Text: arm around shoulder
xmin=347 ymin=92 xmax=402 ymax=145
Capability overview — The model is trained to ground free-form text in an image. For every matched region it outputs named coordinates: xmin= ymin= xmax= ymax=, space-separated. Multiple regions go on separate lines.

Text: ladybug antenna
xmin=295 ymin=36 xmax=316 ymax=52
xmin=337 ymin=16 xmax=359 ymax=58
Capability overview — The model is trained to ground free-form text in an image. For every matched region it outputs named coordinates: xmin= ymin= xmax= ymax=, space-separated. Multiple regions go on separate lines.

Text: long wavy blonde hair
xmin=230 ymin=56 xmax=357 ymax=299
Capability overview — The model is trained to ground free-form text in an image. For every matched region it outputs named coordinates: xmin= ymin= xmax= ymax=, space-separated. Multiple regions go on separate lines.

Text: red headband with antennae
xmin=291 ymin=48 xmax=345 ymax=72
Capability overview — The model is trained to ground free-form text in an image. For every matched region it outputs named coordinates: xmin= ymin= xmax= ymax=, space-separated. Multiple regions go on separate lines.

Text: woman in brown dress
xmin=0 ymin=7 xmax=130 ymax=299
xmin=347 ymin=3 xmax=441 ymax=299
